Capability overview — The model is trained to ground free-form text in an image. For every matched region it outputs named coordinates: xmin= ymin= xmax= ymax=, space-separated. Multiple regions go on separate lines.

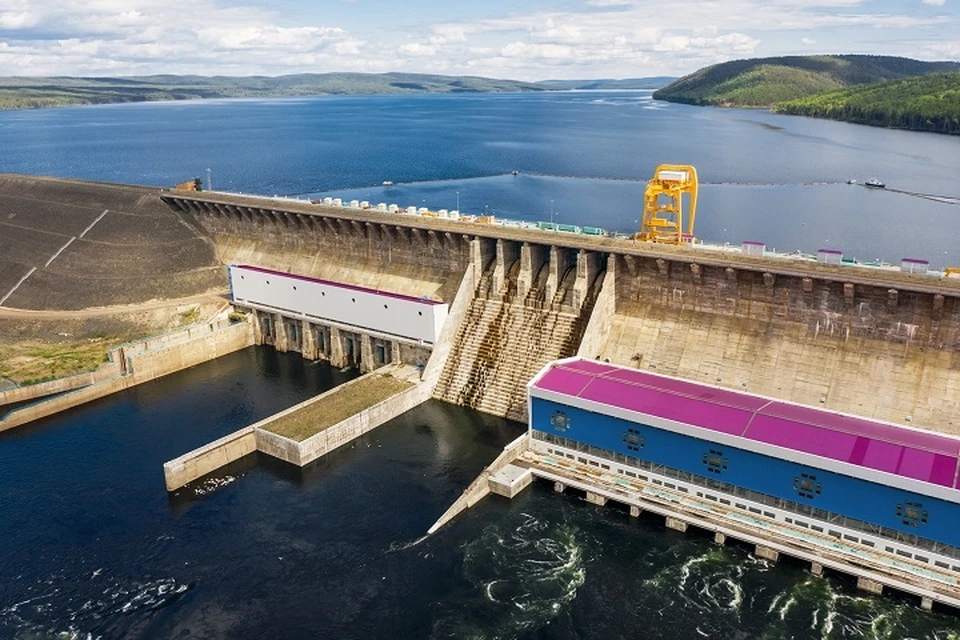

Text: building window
xmin=793 ymin=473 xmax=822 ymax=499
xmin=896 ymin=501 xmax=929 ymax=528
xmin=702 ymin=448 xmax=728 ymax=474
xmin=550 ymin=411 xmax=570 ymax=432
xmin=622 ymin=428 xmax=644 ymax=451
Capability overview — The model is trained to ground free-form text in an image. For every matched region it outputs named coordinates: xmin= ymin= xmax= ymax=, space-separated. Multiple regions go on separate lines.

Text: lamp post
xmin=206 ymin=167 xmax=212 ymax=191
xmin=550 ymin=199 xmax=554 ymax=226
xmin=456 ymin=190 xmax=460 ymax=212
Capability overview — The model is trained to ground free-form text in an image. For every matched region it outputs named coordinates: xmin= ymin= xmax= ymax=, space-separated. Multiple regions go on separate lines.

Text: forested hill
xmin=0 ymin=73 xmax=546 ymax=110
xmin=653 ymin=55 xmax=960 ymax=107
xmin=773 ymin=72 xmax=960 ymax=135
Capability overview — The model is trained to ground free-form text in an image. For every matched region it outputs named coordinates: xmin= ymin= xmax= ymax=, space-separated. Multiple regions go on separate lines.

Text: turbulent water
xmin=2 ymin=92 xmax=960 ymax=638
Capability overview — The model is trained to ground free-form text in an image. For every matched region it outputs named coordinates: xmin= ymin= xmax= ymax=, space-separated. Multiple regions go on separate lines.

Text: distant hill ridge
xmin=653 ymin=55 xmax=960 ymax=107
xmin=0 ymin=72 xmax=547 ymax=110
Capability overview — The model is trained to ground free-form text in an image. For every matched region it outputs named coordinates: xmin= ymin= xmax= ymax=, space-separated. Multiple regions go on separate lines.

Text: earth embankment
xmin=0 ymin=174 xmax=223 ymax=310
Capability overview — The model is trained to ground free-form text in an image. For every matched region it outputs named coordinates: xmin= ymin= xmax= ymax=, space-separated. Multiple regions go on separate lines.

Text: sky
xmin=0 ymin=0 xmax=957 ymax=79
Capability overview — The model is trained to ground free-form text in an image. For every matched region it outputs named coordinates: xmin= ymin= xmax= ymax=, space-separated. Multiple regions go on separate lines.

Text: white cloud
xmin=0 ymin=0 xmax=955 ymax=79
xmin=922 ymin=0 xmax=946 ymax=6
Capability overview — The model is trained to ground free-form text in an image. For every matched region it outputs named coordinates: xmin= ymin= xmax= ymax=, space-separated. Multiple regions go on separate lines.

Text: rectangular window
xmin=764 ymin=511 xmax=775 ymax=518
xmin=719 ymin=498 xmax=730 ymax=505
xmin=896 ymin=549 xmax=913 ymax=558
xmin=843 ymin=534 xmax=859 ymax=542
xmin=749 ymin=507 xmax=761 ymax=514
xmin=935 ymin=561 xmax=949 ymax=569
xmin=811 ymin=525 xmax=823 ymax=533
xmin=736 ymin=503 xmax=746 ymax=510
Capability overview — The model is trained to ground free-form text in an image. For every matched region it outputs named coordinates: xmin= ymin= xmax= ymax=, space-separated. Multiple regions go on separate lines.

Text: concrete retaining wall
xmin=0 ymin=361 xmax=122 ymax=407
xmin=164 ymin=367 xmax=433 ymax=490
xmin=424 ymin=266 xmax=475 ymax=390
xmin=163 ymin=427 xmax=257 ymax=491
xmin=428 ymin=433 xmax=529 ymax=534
xmin=0 ymin=320 xmax=254 ymax=432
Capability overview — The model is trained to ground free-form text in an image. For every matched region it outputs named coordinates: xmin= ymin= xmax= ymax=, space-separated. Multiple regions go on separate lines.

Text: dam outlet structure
xmin=8 ymin=176 xmax=960 ymax=613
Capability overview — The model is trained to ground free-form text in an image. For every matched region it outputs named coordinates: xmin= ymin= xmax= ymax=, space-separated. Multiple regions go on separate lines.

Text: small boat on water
xmin=865 ymin=178 xmax=886 ymax=189
xmin=382 ymin=180 xmax=394 ymax=187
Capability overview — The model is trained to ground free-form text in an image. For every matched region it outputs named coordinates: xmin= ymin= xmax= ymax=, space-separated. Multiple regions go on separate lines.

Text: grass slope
xmin=654 ymin=55 xmax=960 ymax=107
xmin=0 ymin=73 xmax=546 ymax=110
xmin=774 ymin=72 xmax=960 ymax=135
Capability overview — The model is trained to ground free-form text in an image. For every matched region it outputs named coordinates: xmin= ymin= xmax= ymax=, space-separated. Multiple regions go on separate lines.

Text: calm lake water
xmin=1 ymin=91 xmax=958 ymax=262
xmin=2 ymin=92 xmax=960 ymax=639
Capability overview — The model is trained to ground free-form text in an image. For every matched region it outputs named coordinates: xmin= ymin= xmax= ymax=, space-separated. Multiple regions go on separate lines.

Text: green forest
xmin=653 ymin=55 xmax=959 ymax=107
xmin=774 ymin=73 xmax=960 ymax=135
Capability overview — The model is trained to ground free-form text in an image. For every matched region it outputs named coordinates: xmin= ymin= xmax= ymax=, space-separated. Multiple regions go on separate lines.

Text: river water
xmin=2 ymin=92 xmax=960 ymax=638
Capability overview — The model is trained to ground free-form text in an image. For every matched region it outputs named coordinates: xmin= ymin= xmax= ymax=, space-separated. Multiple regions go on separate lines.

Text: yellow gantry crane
xmin=637 ymin=164 xmax=699 ymax=244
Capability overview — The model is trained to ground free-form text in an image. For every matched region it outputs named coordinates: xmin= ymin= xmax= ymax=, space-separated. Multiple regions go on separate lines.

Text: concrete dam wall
xmin=164 ymin=189 xmax=960 ymax=436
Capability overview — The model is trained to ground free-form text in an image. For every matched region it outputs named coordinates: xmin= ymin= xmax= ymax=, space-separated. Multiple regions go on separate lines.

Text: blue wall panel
xmin=531 ymin=397 xmax=959 ymax=548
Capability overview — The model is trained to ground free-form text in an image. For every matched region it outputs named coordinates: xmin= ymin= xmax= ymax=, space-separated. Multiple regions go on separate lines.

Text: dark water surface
xmin=3 ymin=93 xmax=960 ymax=638
xmin=3 ymin=349 xmax=960 ymax=639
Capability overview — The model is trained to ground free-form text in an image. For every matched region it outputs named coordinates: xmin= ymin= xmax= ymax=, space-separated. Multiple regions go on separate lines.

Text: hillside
xmin=0 ymin=73 xmax=545 ymax=110
xmin=653 ymin=55 xmax=960 ymax=107
xmin=774 ymin=72 xmax=960 ymax=135
xmin=537 ymin=77 xmax=676 ymax=90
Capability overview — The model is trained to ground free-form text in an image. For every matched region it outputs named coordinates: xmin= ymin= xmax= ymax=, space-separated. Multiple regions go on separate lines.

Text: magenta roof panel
xmin=232 ymin=264 xmax=445 ymax=306
xmin=532 ymin=359 xmax=960 ymax=491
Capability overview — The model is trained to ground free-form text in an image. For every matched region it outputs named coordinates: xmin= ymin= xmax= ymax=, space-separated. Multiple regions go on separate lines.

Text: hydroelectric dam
xmin=4 ymin=174 xmax=960 ymax=612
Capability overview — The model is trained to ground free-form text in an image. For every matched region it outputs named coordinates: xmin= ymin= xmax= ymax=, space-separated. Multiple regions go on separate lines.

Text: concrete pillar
xmin=585 ymin=491 xmax=606 ymax=506
xmin=810 ymin=562 xmax=823 ymax=576
xmin=856 ymin=576 xmax=883 ymax=596
xmin=251 ymin=310 xmax=265 ymax=345
xmin=360 ymin=333 xmax=375 ymax=373
xmin=573 ymin=250 xmax=601 ymax=311
xmin=714 ymin=532 xmax=726 ymax=546
xmin=274 ymin=313 xmax=289 ymax=352
xmin=330 ymin=326 xmax=346 ymax=368
xmin=755 ymin=545 xmax=780 ymax=563
xmin=554 ymin=481 xmax=565 ymax=493
xmin=518 ymin=242 xmax=547 ymax=299
xmin=921 ymin=597 xmax=933 ymax=611
xmin=470 ymin=237 xmax=496 ymax=287
xmin=629 ymin=505 xmax=641 ymax=518
xmin=301 ymin=320 xmax=318 ymax=360
xmin=546 ymin=246 xmax=569 ymax=303
xmin=391 ymin=340 xmax=401 ymax=364
xmin=493 ymin=239 xmax=520 ymax=295
xmin=665 ymin=517 xmax=687 ymax=533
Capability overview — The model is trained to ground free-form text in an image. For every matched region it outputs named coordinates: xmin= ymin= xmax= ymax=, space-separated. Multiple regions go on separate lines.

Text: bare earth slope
xmin=0 ymin=174 xmax=224 ymax=310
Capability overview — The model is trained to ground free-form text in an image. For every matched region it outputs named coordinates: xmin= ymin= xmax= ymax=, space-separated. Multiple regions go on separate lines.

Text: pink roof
xmin=232 ymin=264 xmax=444 ymax=306
xmin=532 ymin=359 xmax=960 ymax=491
